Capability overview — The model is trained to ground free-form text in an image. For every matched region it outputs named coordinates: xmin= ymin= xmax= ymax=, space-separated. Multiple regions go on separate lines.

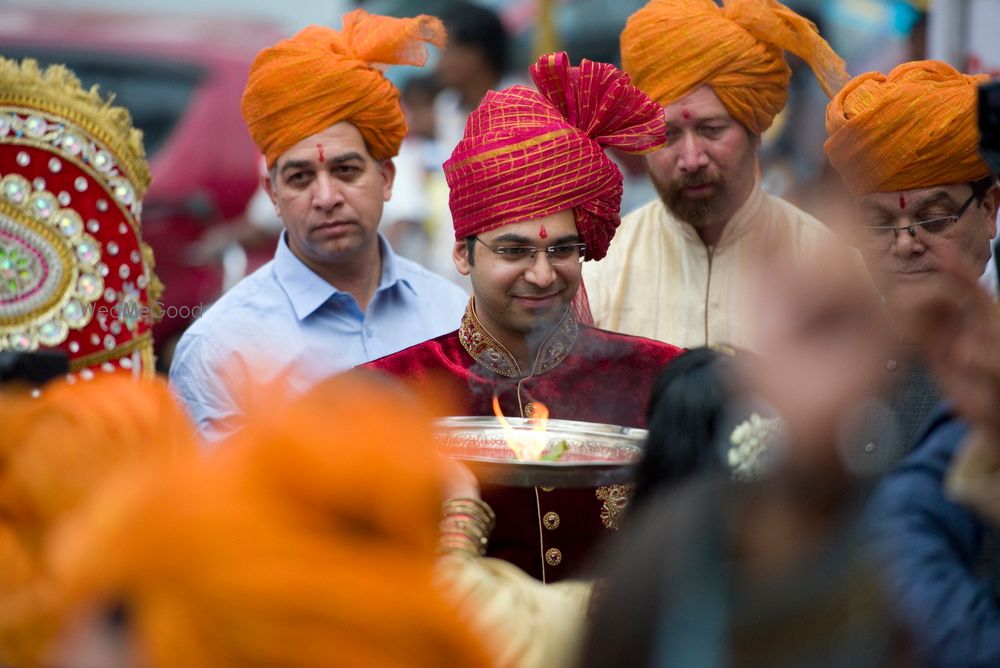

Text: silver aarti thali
xmin=434 ymin=416 xmax=647 ymax=488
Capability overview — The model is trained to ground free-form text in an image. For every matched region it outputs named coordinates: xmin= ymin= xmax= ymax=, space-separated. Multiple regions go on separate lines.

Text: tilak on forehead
xmin=445 ymin=51 xmax=666 ymax=262
xmin=621 ymin=0 xmax=848 ymax=135
xmin=899 ymin=195 xmax=905 ymax=210
xmin=317 ymin=144 xmax=325 ymax=162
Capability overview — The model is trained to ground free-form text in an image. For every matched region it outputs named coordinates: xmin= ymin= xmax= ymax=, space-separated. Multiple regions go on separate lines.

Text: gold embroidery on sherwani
xmin=596 ymin=483 xmax=634 ymax=530
xmin=457 ymin=298 xmax=578 ymax=378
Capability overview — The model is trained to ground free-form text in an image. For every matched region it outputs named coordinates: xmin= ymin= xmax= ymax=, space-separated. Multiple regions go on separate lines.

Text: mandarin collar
xmin=458 ymin=298 xmax=579 ymax=378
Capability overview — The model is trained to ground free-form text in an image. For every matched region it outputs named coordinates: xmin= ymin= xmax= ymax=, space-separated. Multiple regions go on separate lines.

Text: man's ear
xmin=453 ymin=238 xmax=472 ymax=276
xmin=983 ymin=184 xmax=1000 ymax=240
xmin=379 ymin=159 xmax=396 ymax=202
xmin=262 ymin=171 xmax=281 ymax=218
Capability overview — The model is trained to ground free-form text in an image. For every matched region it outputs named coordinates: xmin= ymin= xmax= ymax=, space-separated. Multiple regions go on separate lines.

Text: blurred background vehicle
xmin=0 ymin=5 xmax=286 ymax=370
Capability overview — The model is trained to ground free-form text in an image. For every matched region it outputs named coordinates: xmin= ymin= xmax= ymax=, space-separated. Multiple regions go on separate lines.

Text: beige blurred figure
xmin=746 ymin=242 xmax=892 ymax=485
xmin=577 ymin=242 xmax=901 ymax=667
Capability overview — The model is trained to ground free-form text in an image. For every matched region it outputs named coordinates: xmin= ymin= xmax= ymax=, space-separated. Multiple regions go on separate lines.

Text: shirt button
xmin=864 ymin=441 xmax=877 ymax=453
xmin=885 ymin=359 xmax=898 ymax=372
xmin=364 ymin=327 xmax=373 ymax=338
xmin=539 ymin=486 xmax=554 ymax=493
xmin=545 ymin=548 xmax=562 ymax=566
xmin=543 ymin=512 xmax=560 ymax=530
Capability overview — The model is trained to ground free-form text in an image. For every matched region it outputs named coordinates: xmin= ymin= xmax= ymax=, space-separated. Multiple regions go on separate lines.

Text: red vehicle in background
xmin=0 ymin=6 xmax=286 ymax=369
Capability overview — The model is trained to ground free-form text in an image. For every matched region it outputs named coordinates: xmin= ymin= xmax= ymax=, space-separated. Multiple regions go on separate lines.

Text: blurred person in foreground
xmin=825 ymin=60 xmax=999 ymax=459
xmin=582 ymin=0 xmax=849 ymax=351
xmin=43 ymin=372 xmax=490 ymax=668
xmin=169 ymin=10 xmax=469 ymax=443
xmin=367 ymin=52 xmax=682 ymax=582
xmin=0 ymin=57 xmax=161 ymax=379
xmin=0 ymin=375 xmax=197 ymax=667
xmin=581 ymin=244 xmax=904 ymax=667
xmin=435 ymin=347 xmax=744 ymax=668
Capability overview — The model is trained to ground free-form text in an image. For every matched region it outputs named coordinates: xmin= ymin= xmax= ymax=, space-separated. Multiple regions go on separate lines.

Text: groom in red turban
xmin=367 ymin=52 xmax=682 ymax=582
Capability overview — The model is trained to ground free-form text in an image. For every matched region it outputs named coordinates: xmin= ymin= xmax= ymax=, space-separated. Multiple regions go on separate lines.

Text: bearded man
xmin=583 ymin=0 xmax=849 ymax=351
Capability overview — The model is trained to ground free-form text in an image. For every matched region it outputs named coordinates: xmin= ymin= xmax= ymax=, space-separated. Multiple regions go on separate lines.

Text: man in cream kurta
xmin=585 ymin=0 xmax=848 ymax=350
xmin=584 ymin=179 xmax=830 ymax=350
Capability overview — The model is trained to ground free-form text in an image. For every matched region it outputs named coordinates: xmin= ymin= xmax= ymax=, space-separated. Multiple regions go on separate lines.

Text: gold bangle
xmin=438 ymin=497 xmax=495 ymax=556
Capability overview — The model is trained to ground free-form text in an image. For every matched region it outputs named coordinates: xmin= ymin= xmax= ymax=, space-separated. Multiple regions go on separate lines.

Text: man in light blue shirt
xmin=169 ymin=15 xmax=467 ymax=441
xmin=170 ymin=233 xmax=467 ymax=441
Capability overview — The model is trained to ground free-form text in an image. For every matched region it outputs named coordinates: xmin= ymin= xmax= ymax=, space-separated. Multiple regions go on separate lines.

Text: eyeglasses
xmin=472 ymin=237 xmax=587 ymax=265
xmin=856 ymin=190 xmax=978 ymax=251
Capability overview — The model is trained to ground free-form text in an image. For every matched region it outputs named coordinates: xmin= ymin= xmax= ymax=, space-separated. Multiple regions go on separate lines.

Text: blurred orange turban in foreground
xmin=825 ymin=60 xmax=993 ymax=195
xmin=51 ymin=372 xmax=491 ymax=668
xmin=241 ymin=9 xmax=445 ymax=168
xmin=621 ymin=0 xmax=848 ymax=134
xmin=0 ymin=374 xmax=197 ymax=666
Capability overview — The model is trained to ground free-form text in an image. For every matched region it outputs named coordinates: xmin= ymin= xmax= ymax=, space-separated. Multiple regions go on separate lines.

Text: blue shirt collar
xmin=274 ymin=233 xmax=415 ymax=320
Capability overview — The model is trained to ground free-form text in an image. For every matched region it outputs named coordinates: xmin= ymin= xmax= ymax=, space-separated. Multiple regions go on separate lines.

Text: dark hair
xmin=464 ymin=236 xmax=477 ymax=266
xmin=971 ymin=175 xmax=997 ymax=204
xmin=441 ymin=3 xmax=508 ymax=76
xmin=629 ymin=347 xmax=736 ymax=513
xmin=401 ymin=74 xmax=441 ymax=104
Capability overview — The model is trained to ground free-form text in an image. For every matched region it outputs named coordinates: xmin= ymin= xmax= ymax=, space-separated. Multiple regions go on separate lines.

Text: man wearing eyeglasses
xmin=827 ymin=60 xmax=1000 ymax=668
xmin=825 ymin=60 xmax=999 ymax=458
xmin=367 ymin=53 xmax=683 ymax=583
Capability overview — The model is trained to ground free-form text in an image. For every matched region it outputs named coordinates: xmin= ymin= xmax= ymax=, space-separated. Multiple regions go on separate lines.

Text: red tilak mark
xmin=681 ymin=108 xmax=691 ymax=120
xmin=317 ymin=144 xmax=325 ymax=162
xmin=899 ymin=195 xmax=906 ymax=210
xmin=539 ymin=224 xmax=548 ymax=240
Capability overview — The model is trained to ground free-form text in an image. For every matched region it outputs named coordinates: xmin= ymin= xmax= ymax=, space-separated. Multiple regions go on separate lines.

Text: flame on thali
xmin=492 ymin=396 xmax=550 ymax=460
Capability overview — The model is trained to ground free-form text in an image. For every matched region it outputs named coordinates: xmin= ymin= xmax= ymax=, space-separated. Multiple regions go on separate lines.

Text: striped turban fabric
xmin=446 ymin=51 xmax=666 ymax=262
xmin=621 ymin=0 xmax=848 ymax=134
xmin=241 ymin=9 xmax=445 ymax=168
xmin=825 ymin=60 xmax=993 ymax=195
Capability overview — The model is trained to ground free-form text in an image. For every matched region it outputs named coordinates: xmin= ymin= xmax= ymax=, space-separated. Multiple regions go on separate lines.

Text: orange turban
xmin=824 ymin=60 xmax=993 ymax=195
xmin=621 ymin=0 xmax=848 ymax=134
xmin=0 ymin=374 xmax=197 ymax=666
xmin=241 ymin=9 xmax=445 ymax=168
xmin=446 ymin=52 xmax=665 ymax=262
xmin=51 ymin=372 xmax=491 ymax=668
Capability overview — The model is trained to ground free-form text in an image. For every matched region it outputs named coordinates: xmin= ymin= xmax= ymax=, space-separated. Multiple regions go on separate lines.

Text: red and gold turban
xmin=242 ymin=9 xmax=445 ymax=168
xmin=825 ymin=60 xmax=993 ymax=195
xmin=621 ymin=0 xmax=848 ymax=134
xmin=446 ymin=51 xmax=665 ymax=262
xmin=0 ymin=58 xmax=161 ymax=379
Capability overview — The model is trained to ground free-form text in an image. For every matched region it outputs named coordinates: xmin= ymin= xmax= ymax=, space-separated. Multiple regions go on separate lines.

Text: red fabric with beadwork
xmin=365 ymin=324 xmax=681 ymax=581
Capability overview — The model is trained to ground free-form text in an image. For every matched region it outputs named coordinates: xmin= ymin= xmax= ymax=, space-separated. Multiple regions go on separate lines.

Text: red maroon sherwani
xmin=366 ymin=300 xmax=682 ymax=581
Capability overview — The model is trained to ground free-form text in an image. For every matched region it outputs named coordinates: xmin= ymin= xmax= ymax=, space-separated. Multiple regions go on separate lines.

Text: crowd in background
xmin=2 ymin=0 xmax=1000 ymax=666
